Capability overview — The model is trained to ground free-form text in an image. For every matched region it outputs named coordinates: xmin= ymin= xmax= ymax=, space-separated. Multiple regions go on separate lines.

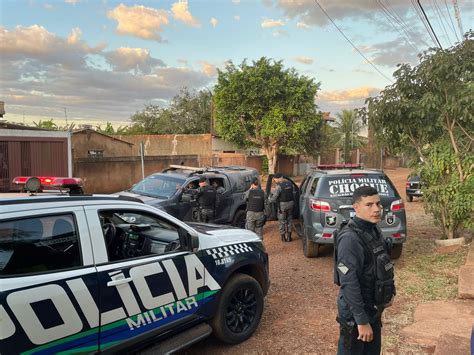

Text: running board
xmin=141 ymin=323 xmax=212 ymax=354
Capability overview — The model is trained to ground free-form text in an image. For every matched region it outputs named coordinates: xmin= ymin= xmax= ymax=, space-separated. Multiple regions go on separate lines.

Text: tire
xmin=391 ymin=244 xmax=403 ymax=259
xmin=232 ymin=209 xmax=247 ymax=229
xmin=302 ymin=228 xmax=320 ymax=258
xmin=211 ymin=273 xmax=264 ymax=344
xmin=407 ymin=195 xmax=413 ymax=202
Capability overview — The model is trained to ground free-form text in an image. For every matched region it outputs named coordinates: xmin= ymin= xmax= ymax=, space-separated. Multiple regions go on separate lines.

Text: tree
xmin=129 ymin=88 xmax=212 ymax=134
xmin=96 ymin=122 xmax=115 ymax=135
xmin=367 ymin=31 xmax=474 ymax=238
xmin=33 ymin=119 xmax=58 ymax=130
xmin=332 ymin=109 xmax=367 ymax=163
xmin=213 ymin=57 xmax=322 ymax=174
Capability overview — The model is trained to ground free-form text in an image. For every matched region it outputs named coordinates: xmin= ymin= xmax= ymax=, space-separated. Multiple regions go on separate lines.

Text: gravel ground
xmin=179 ymin=168 xmax=442 ymax=354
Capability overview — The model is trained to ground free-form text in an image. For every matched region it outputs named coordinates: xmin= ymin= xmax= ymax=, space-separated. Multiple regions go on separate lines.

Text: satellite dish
xmin=25 ymin=177 xmax=41 ymax=193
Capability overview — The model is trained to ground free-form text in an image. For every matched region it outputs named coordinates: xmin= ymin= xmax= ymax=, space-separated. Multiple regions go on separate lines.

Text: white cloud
xmin=67 ymin=27 xmax=82 ymax=44
xmin=108 ymin=4 xmax=169 ymax=41
xmin=296 ymin=21 xmax=310 ymax=29
xmin=294 ymin=56 xmax=314 ymax=65
xmin=65 ymin=0 xmax=80 ymax=4
xmin=261 ymin=18 xmax=285 ymax=28
xmin=210 ymin=17 xmax=219 ymax=28
xmin=234 ymin=15 xmax=240 ymax=21
xmin=171 ymin=1 xmax=201 ymax=27
xmin=232 ymin=0 xmax=241 ymax=4
xmin=272 ymin=29 xmax=288 ymax=37
xmin=198 ymin=61 xmax=217 ymax=77
xmin=105 ymin=47 xmax=165 ymax=74
xmin=44 ymin=3 xmax=54 ymax=10
xmin=316 ymin=86 xmax=381 ymax=113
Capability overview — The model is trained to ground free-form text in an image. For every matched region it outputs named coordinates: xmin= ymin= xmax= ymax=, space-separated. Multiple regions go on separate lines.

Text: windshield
xmin=129 ymin=174 xmax=186 ymax=199
xmin=318 ymin=174 xmax=398 ymax=199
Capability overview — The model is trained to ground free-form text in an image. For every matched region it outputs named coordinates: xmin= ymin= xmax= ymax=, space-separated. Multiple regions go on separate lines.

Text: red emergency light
xmin=12 ymin=176 xmax=84 ymax=193
xmin=315 ymin=164 xmax=363 ymax=170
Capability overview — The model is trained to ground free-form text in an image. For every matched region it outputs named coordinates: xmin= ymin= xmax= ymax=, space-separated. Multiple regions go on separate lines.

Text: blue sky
xmin=0 ymin=0 xmax=472 ymax=126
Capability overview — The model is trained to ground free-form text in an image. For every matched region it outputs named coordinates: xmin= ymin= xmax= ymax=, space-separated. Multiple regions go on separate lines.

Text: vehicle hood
xmin=117 ymin=190 xmax=166 ymax=205
xmin=187 ymin=222 xmax=261 ymax=249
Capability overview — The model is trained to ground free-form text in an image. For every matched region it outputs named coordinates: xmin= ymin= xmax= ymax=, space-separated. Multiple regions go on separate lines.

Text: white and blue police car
xmin=0 ymin=195 xmax=269 ymax=354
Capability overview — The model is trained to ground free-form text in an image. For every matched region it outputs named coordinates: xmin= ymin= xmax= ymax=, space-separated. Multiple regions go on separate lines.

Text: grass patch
xmin=395 ymin=238 xmax=468 ymax=302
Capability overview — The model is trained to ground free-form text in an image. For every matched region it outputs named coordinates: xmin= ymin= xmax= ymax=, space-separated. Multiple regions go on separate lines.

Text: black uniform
xmin=334 ymin=216 xmax=395 ymax=355
xmin=269 ymin=180 xmax=294 ymax=241
xmin=196 ymin=185 xmax=217 ymax=223
xmin=244 ymin=188 xmax=266 ymax=237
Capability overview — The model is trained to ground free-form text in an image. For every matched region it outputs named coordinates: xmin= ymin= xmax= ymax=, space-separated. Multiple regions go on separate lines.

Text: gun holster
xmin=336 ymin=316 xmax=357 ymax=350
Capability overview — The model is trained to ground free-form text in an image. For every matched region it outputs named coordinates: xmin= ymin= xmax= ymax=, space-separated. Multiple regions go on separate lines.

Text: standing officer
xmin=334 ymin=186 xmax=395 ymax=355
xmin=268 ymin=173 xmax=294 ymax=242
xmin=243 ymin=177 xmax=266 ymax=238
xmin=195 ymin=176 xmax=217 ymax=223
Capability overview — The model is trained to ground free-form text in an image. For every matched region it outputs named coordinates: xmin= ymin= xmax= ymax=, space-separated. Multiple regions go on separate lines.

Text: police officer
xmin=195 ymin=177 xmax=217 ymax=223
xmin=268 ymin=173 xmax=294 ymax=242
xmin=243 ymin=177 xmax=266 ymax=238
xmin=334 ymin=186 xmax=395 ymax=355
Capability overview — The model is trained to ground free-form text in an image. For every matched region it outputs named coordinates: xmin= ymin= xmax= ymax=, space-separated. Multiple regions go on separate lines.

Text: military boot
xmin=287 ymin=232 xmax=292 ymax=242
xmin=281 ymin=234 xmax=285 ymax=242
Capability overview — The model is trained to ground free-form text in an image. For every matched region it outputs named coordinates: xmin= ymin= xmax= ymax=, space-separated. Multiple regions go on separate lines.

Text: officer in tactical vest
xmin=243 ymin=177 xmax=266 ymax=238
xmin=334 ymin=186 xmax=395 ymax=355
xmin=268 ymin=173 xmax=294 ymax=242
xmin=195 ymin=176 xmax=217 ymax=223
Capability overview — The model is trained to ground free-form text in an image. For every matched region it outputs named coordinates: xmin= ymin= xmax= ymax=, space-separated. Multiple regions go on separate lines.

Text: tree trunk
xmin=262 ymin=143 xmax=279 ymax=175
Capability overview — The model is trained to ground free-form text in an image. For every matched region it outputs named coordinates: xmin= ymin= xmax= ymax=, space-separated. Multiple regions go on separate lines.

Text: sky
xmin=0 ymin=0 xmax=472 ymax=127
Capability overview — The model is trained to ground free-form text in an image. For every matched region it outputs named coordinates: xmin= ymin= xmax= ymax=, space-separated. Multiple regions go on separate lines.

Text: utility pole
xmin=64 ymin=107 xmax=68 ymax=126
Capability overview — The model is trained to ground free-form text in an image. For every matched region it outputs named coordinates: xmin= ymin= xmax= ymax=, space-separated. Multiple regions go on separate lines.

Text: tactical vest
xmin=278 ymin=180 xmax=293 ymax=202
xmin=333 ymin=220 xmax=395 ymax=306
xmin=247 ymin=189 xmax=265 ymax=212
xmin=198 ymin=185 xmax=216 ymax=209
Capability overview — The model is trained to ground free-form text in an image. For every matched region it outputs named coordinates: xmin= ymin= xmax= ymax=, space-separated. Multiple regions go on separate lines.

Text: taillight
xmin=406 ymin=182 xmax=410 ymax=188
xmin=322 ymin=233 xmax=333 ymax=238
xmin=390 ymin=199 xmax=404 ymax=211
xmin=392 ymin=233 xmax=403 ymax=238
xmin=310 ymin=199 xmax=331 ymax=212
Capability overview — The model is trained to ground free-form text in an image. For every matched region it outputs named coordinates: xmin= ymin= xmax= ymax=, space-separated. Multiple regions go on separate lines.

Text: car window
xmin=0 ymin=214 xmax=81 ymax=276
xmin=318 ymin=174 xmax=397 ymax=198
xmin=99 ymin=210 xmax=182 ymax=262
xmin=309 ymin=177 xmax=320 ymax=195
xmin=130 ymin=175 xmax=185 ymax=199
xmin=300 ymin=176 xmax=310 ymax=194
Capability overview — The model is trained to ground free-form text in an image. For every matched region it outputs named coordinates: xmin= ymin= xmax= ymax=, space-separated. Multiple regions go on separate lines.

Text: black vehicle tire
xmin=407 ymin=194 xmax=413 ymax=202
xmin=211 ymin=273 xmax=264 ymax=344
xmin=232 ymin=209 xmax=247 ymax=228
xmin=391 ymin=244 xmax=403 ymax=259
xmin=302 ymin=229 xmax=320 ymax=258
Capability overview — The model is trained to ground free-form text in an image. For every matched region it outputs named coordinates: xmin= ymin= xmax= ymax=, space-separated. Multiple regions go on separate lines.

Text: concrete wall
xmin=115 ymin=134 xmax=212 ymax=156
xmin=72 ymin=130 xmax=133 ymax=159
xmin=212 ymin=153 xmax=263 ymax=172
xmin=74 ymin=155 xmax=213 ymax=193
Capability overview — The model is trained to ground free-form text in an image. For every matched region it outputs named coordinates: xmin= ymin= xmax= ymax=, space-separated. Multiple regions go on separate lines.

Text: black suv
xmin=406 ymin=175 xmax=423 ymax=202
xmin=119 ymin=165 xmax=259 ymax=227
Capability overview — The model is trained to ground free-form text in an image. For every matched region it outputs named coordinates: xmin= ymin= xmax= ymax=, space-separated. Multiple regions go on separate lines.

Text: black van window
xmin=0 ymin=214 xmax=81 ymax=276
xmin=319 ymin=174 xmax=397 ymax=198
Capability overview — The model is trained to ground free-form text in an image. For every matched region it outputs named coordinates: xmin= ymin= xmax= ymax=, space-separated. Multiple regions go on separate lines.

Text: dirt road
xmin=183 ymin=168 xmax=441 ymax=354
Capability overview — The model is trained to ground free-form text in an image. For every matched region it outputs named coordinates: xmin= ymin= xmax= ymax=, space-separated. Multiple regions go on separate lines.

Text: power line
xmin=415 ymin=0 xmax=443 ymax=49
xmin=375 ymin=0 xmax=419 ymax=53
xmin=432 ymin=0 xmax=452 ymax=45
xmin=444 ymin=0 xmax=461 ymax=42
xmin=313 ymin=0 xmax=393 ymax=83
xmin=411 ymin=0 xmax=438 ymax=46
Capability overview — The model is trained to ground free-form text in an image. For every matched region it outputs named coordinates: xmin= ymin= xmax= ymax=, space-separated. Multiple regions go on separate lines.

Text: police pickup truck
xmin=0 ymin=195 xmax=269 ymax=354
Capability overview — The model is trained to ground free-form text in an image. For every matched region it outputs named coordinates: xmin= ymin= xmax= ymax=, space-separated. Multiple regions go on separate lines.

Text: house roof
xmin=72 ymin=128 xmax=134 ymax=145
xmin=0 ymin=121 xmax=55 ymax=131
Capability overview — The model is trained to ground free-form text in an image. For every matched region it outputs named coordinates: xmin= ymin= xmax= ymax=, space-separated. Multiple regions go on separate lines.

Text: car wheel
xmin=302 ymin=228 xmax=319 ymax=258
xmin=391 ymin=244 xmax=403 ymax=259
xmin=407 ymin=195 xmax=413 ymax=202
xmin=211 ymin=273 xmax=264 ymax=344
xmin=232 ymin=209 xmax=246 ymax=228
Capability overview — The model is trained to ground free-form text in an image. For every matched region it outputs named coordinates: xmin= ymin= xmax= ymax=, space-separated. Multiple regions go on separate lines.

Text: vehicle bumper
xmin=406 ymin=189 xmax=423 ymax=197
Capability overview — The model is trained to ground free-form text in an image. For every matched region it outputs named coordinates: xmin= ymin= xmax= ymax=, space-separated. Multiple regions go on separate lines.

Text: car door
xmin=0 ymin=207 xmax=99 ymax=354
xmin=210 ymin=175 xmax=232 ymax=223
xmin=84 ymin=204 xmax=218 ymax=352
xmin=177 ymin=177 xmax=200 ymax=221
xmin=265 ymin=174 xmax=300 ymax=221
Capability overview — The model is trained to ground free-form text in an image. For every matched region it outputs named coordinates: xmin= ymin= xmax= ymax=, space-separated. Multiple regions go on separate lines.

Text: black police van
xmin=119 ymin=165 xmax=259 ymax=227
xmin=0 ymin=195 xmax=269 ymax=354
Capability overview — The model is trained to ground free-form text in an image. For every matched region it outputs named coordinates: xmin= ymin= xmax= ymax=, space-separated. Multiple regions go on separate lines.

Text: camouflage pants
xmin=198 ymin=208 xmax=214 ymax=223
xmin=278 ymin=201 xmax=294 ymax=235
xmin=245 ymin=211 xmax=265 ymax=238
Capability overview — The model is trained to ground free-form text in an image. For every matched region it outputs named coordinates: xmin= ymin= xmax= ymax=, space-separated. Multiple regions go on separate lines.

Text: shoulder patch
xmin=337 ymin=263 xmax=349 ymax=275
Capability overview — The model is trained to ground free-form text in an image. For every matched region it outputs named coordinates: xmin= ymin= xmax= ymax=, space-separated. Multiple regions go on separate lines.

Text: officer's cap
xmin=274 ymin=173 xmax=283 ymax=179
xmin=198 ymin=176 xmax=206 ymax=183
xmin=251 ymin=177 xmax=259 ymax=185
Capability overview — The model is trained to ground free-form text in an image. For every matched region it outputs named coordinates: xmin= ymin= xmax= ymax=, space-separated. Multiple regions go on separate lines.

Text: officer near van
xmin=195 ymin=177 xmax=217 ymax=223
xmin=334 ymin=186 xmax=395 ymax=355
xmin=243 ymin=177 xmax=266 ymax=238
xmin=268 ymin=173 xmax=294 ymax=242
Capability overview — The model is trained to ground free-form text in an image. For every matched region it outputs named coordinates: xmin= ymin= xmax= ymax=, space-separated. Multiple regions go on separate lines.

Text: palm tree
xmin=333 ymin=110 xmax=366 ymax=163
